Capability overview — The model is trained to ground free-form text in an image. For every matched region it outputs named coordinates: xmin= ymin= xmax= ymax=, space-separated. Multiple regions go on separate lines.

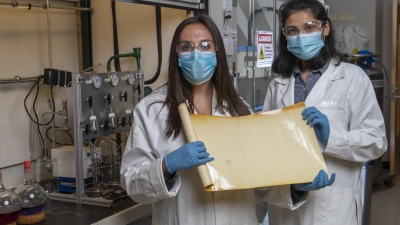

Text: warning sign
xmin=259 ymin=47 xmax=265 ymax=59
xmin=256 ymin=31 xmax=274 ymax=68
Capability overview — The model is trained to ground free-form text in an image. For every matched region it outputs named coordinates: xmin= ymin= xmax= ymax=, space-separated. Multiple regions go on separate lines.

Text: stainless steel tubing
xmin=0 ymin=2 xmax=93 ymax=11
xmin=0 ymin=75 xmax=39 ymax=84
xmin=46 ymin=0 xmax=52 ymax=69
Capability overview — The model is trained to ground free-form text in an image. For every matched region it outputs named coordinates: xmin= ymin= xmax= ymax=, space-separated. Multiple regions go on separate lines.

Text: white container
xmin=51 ymin=146 xmax=101 ymax=179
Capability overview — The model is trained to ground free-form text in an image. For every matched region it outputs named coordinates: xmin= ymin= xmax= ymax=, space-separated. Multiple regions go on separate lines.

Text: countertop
xmin=32 ymin=196 xmax=144 ymax=225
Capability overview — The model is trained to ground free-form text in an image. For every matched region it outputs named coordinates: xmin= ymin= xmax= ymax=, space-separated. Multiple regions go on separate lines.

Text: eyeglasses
xmin=176 ymin=40 xmax=217 ymax=53
xmin=282 ymin=21 xmax=324 ymax=37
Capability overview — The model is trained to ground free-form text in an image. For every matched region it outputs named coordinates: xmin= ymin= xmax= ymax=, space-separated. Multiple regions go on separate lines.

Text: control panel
xmin=73 ymin=70 xmax=143 ymax=140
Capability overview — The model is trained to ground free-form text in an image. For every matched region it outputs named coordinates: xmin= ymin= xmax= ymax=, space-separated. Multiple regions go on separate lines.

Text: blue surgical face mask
xmin=178 ymin=49 xmax=217 ymax=85
xmin=287 ymin=31 xmax=325 ymax=60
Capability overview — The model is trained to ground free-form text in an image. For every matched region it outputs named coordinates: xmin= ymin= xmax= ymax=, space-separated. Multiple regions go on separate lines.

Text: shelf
xmin=115 ymin=0 xmax=205 ymax=11
xmin=352 ymin=53 xmax=381 ymax=58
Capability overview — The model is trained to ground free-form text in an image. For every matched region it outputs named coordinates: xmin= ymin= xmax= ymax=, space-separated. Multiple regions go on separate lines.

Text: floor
xmin=371 ymin=172 xmax=400 ymax=225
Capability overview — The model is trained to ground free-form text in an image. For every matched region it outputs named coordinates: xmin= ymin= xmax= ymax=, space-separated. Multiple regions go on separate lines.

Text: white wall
xmin=91 ymin=1 xmax=187 ymax=90
xmin=0 ymin=2 xmax=79 ymax=188
xmin=0 ymin=1 xmax=188 ymax=189
xmin=328 ymin=0 xmax=378 ymax=53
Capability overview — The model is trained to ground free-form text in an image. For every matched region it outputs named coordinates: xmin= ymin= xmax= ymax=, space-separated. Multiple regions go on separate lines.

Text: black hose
xmin=23 ymin=75 xmax=53 ymax=154
xmin=111 ymin=3 xmax=161 ymax=84
xmin=111 ymin=0 xmax=121 ymax=72
xmin=144 ymin=6 xmax=162 ymax=85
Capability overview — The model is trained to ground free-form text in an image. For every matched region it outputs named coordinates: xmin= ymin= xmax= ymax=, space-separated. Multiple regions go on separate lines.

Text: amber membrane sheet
xmin=178 ymin=102 xmax=327 ymax=191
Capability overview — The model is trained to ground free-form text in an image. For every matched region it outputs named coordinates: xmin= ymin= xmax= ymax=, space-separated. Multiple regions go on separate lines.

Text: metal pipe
xmin=0 ymin=2 xmax=94 ymax=11
xmin=106 ymin=48 xmax=142 ymax=72
xmin=251 ymin=0 xmax=256 ymax=109
xmin=45 ymin=5 xmax=93 ymax=11
xmin=45 ymin=0 xmax=57 ymax=151
xmin=0 ymin=76 xmax=39 ymax=84
xmin=46 ymin=0 xmax=52 ymax=69
xmin=73 ymin=74 xmax=84 ymax=204
xmin=273 ymin=0 xmax=277 ymax=59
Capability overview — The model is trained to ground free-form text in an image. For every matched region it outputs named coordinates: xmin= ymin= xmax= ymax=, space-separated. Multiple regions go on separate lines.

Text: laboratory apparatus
xmin=14 ymin=161 xmax=47 ymax=224
xmin=0 ymin=170 xmax=21 ymax=225
xmin=84 ymin=144 xmax=109 ymax=198
xmin=47 ymin=48 xmax=143 ymax=207
xmin=95 ymin=137 xmax=122 ymax=191
xmin=347 ymin=49 xmax=392 ymax=225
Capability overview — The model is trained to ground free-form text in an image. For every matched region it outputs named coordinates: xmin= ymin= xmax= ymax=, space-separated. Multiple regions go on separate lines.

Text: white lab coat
xmin=262 ymin=60 xmax=387 ymax=225
xmin=121 ymin=85 xmax=307 ymax=225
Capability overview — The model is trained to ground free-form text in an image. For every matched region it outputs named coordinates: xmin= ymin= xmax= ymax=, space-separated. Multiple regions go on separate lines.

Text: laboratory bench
xmin=34 ymin=196 xmax=152 ymax=225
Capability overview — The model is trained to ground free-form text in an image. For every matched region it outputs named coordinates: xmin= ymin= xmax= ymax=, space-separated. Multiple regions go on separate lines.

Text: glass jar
xmin=14 ymin=161 xmax=47 ymax=224
xmin=0 ymin=170 xmax=22 ymax=225
xmin=36 ymin=157 xmax=58 ymax=193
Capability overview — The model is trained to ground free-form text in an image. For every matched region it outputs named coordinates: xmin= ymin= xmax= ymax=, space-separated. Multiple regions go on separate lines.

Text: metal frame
xmin=48 ymin=71 xmax=142 ymax=207
xmin=114 ymin=0 xmax=205 ymax=11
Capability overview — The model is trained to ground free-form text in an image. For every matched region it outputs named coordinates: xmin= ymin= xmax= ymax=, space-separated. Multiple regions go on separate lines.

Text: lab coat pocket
xmin=318 ymin=102 xmax=345 ymax=129
xmin=314 ymin=187 xmax=358 ymax=225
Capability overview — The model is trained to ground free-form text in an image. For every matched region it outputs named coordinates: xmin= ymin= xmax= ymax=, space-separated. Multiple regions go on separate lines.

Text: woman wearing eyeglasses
xmin=120 ymin=13 xmax=334 ymax=225
xmin=262 ymin=0 xmax=387 ymax=225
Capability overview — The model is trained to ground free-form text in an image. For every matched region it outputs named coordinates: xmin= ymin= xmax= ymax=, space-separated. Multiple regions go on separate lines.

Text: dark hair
xmin=164 ymin=13 xmax=251 ymax=137
xmin=272 ymin=0 xmax=347 ymax=77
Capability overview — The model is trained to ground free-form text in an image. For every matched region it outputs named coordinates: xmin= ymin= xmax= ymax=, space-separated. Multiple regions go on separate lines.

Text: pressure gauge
xmin=91 ymin=72 xmax=102 ymax=89
xmin=126 ymin=71 xmax=136 ymax=86
xmin=109 ymin=72 xmax=120 ymax=87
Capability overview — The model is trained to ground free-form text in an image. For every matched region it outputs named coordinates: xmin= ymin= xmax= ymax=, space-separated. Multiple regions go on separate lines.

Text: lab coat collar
xmin=212 ymin=86 xmax=219 ymax=115
xmin=274 ymin=76 xmax=291 ymax=85
xmin=327 ymin=59 xmax=345 ymax=81
xmin=274 ymin=76 xmax=294 ymax=107
xmin=273 ymin=59 xmax=344 ymax=108
xmin=305 ymin=59 xmax=344 ymax=106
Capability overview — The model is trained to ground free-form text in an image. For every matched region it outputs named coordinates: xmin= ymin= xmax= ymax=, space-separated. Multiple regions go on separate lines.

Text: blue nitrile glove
xmin=164 ymin=141 xmax=214 ymax=174
xmin=292 ymin=170 xmax=336 ymax=191
xmin=302 ymin=107 xmax=330 ymax=146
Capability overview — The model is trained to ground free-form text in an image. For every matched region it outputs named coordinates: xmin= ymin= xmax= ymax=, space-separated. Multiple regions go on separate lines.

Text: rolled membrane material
xmin=178 ymin=103 xmax=213 ymax=189
xmin=178 ymin=102 xmax=327 ymax=191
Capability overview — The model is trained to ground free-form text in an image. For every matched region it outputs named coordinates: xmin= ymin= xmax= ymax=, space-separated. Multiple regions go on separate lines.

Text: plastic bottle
xmin=350 ymin=47 xmax=358 ymax=65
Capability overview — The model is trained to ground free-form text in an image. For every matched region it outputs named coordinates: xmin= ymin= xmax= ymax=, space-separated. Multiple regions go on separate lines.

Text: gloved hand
xmin=292 ymin=170 xmax=336 ymax=191
xmin=302 ymin=107 xmax=330 ymax=146
xmin=164 ymin=141 xmax=214 ymax=174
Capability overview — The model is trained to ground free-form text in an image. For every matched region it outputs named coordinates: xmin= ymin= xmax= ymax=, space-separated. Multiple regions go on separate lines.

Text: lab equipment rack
xmin=48 ymin=70 xmax=143 ymax=207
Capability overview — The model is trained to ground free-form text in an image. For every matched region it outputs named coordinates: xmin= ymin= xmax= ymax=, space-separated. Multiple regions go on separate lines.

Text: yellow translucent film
xmin=181 ymin=102 xmax=327 ymax=191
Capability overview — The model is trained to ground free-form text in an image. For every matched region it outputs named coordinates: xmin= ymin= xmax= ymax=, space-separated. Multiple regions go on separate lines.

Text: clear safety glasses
xmin=176 ymin=40 xmax=217 ymax=53
xmin=282 ymin=21 xmax=324 ymax=37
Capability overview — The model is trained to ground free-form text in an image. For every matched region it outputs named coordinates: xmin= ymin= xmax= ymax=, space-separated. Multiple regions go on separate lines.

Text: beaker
xmin=35 ymin=157 xmax=58 ymax=193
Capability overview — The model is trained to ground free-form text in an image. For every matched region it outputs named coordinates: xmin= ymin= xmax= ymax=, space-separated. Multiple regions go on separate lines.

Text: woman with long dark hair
xmin=263 ymin=0 xmax=387 ymax=224
xmin=121 ymin=13 xmax=332 ymax=225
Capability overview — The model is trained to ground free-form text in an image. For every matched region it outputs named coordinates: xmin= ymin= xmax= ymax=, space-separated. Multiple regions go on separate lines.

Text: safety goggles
xmin=282 ymin=21 xmax=324 ymax=37
xmin=176 ymin=40 xmax=217 ymax=53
